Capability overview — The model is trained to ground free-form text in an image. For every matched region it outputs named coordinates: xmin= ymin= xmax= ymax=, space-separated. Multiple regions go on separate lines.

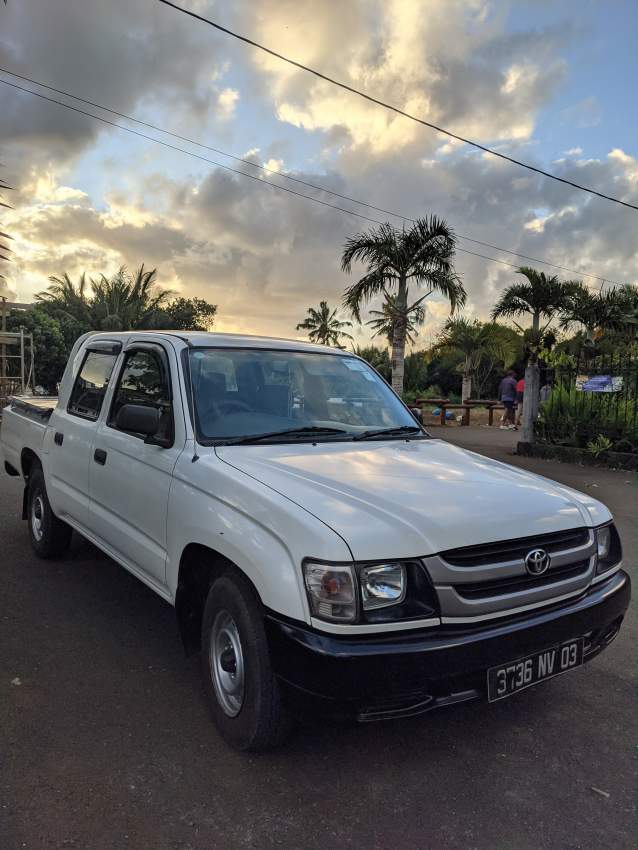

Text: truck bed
xmin=8 ymin=395 xmax=58 ymax=422
xmin=1 ymin=396 xmax=57 ymax=475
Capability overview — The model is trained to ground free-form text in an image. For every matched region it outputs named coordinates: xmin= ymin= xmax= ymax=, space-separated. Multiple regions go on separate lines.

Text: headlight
xmin=303 ymin=562 xmax=356 ymax=622
xmin=597 ymin=526 xmax=611 ymax=560
xmin=595 ymin=524 xmax=622 ymax=575
xmin=360 ymin=562 xmax=406 ymax=610
xmin=303 ymin=559 xmax=426 ymax=623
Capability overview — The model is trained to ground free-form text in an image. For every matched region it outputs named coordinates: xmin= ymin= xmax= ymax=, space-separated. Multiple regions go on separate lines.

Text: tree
xmin=491 ymin=266 xmax=579 ymax=343
xmin=6 ymin=307 xmax=70 ymax=393
xmin=353 ymin=345 xmax=391 ymax=382
xmin=37 ymin=271 xmax=92 ymax=328
xmin=366 ymin=292 xmax=425 ymax=346
xmin=435 ymin=318 xmax=519 ymax=400
xmin=89 ymin=265 xmax=172 ymax=331
xmin=296 ymin=301 xmax=354 ymax=348
xmin=559 ymin=284 xmax=629 ymax=342
xmin=341 ymin=216 xmax=465 ymax=395
xmin=37 ymin=265 xmax=173 ymax=331
xmin=491 ymin=266 xmax=579 ymax=441
xmin=154 ymin=297 xmax=217 ymax=331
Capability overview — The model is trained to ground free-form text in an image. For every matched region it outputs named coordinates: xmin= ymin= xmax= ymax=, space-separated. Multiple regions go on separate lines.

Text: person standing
xmin=498 ymin=370 xmax=518 ymax=430
xmin=515 ymin=375 xmax=525 ymax=427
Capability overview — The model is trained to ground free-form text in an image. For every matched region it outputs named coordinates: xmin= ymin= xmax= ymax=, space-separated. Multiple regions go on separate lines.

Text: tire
xmin=27 ymin=465 xmax=72 ymax=559
xmin=201 ymin=573 xmax=291 ymax=751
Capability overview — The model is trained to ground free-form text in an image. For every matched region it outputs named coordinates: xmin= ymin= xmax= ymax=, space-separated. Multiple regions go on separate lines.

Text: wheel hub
xmin=31 ymin=495 xmax=45 ymax=542
xmin=210 ymin=610 xmax=245 ymax=717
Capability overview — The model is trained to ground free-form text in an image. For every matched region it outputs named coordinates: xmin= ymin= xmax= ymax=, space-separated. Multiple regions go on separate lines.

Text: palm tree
xmin=366 ymin=292 xmax=426 ymax=346
xmin=90 ymin=265 xmax=172 ymax=331
xmin=436 ymin=318 xmax=516 ymax=400
xmin=37 ymin=272 xmax=93 ymax=327
xmin=492 ymin=266 xmax=579 ymax=439
xmin=37 ymin=265 xmax=172 ymax=331
xmin=341 ymin=217 xmax=465 ymax=395
xmin=559 ymin=284 xmax=629 ymax=342
xmin=491 ymin=266 xmax=579 ymax=342
xmin=296 ymin=301 xmax=354 ymax=348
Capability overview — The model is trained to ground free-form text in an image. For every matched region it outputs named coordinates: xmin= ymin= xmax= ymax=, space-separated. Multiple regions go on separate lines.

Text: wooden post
xmin=522 ymin=363 xmax=540 ymax=444
xmin=440 ymin=403 xmax=447 ymax=426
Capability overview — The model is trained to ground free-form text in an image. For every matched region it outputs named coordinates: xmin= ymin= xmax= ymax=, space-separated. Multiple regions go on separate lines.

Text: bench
xmin=439 ymin=402 xmax=472 ymax=426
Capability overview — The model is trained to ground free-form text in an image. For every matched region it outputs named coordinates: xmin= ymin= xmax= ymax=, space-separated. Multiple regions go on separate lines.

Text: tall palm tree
xmin=492 ymin=266 xmax=578 ymax=438
xmin=366 ymin=292 xmax=426 ymax=346
xmin=491 ymin=266 xmax=579 ymax=342
xmin=559 ymin=284 xmax=629 ymax=342
xmin=341 ymin=216 xmax=465 ymax=395
xmin=296 ymin=301 xmax=354 ymax=348
xmin=435 ymin=317 xmax=516 ymax=400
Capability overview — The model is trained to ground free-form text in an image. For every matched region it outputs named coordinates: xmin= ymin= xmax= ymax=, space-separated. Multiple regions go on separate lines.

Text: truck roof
xmin=83 ymin=330 xmax=350 ymax=356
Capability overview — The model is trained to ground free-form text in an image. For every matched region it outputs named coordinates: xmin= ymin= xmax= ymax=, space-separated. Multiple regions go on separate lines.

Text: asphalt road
xmin=1 ymin=435 xmax=636 ymax=850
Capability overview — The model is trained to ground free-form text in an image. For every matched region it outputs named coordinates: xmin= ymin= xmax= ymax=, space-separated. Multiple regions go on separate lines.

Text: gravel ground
xmin=1 ymin=430 xmax=635 ymax=850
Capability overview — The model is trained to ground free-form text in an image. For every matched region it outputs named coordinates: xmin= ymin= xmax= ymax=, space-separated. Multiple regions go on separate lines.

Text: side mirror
xmin=115 ymin=403 xmax=160 ymax=437
xmin=410 ymin=407 xmax=424 ymax=425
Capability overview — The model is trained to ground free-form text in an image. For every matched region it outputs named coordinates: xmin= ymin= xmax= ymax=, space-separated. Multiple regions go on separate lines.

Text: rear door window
xmin=68 ymin=351 xmax=117 ymax=420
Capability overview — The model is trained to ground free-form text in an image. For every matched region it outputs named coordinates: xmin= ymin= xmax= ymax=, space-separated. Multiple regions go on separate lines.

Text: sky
xmin=1 ymin=0 xmax=637 ymax=347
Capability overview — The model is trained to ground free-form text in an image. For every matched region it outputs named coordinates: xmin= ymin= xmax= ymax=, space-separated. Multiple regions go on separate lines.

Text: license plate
xmin=487 ymin=638 xmax=584 ymax=702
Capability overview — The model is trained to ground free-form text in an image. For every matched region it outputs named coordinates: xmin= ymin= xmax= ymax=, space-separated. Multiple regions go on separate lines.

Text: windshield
xmin=188 ymin=348 xmax=421 ymax=443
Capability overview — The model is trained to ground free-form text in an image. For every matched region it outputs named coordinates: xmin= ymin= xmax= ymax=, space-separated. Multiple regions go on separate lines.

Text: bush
xmin=536 ymin=384 xmax=638 ymax=451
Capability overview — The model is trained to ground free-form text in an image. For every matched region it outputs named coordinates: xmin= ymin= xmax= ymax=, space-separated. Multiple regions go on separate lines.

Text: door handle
xmin=93 ymin=448 xmax=107 ymax=466
xmin=54 ymin=432 xmax=64 ymax=446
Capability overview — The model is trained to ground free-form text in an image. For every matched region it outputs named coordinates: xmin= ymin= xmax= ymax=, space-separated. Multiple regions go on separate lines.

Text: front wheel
xmin=201 ymin=573 xmax=291 ymax=751
xmin=27 ymin=466 xmax=72 ymax=559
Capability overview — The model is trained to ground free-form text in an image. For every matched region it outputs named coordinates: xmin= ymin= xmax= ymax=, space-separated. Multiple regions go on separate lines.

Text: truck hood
xmin=216 ymin=439 xmax=611 ymax=560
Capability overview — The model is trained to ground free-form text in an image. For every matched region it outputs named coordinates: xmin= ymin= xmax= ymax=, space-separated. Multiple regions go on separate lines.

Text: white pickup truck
xmin=1 ymin=331 xmax=630 ymax=750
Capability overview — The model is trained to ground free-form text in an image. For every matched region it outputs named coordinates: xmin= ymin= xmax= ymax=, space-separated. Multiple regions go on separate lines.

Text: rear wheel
xmin=27 ymin=466 xmax=72 ymax=559
xmin=201 ymin=573 xmax=291 ymax=751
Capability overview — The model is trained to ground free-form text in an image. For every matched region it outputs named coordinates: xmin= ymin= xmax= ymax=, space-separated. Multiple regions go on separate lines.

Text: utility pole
xmin=1 ymin=295 xmax=6 ymax=381
xmin=521 ymin=359 xmax=540 ymax=444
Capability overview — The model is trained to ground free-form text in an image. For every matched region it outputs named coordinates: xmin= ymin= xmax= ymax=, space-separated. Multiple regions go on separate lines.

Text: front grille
xmin=441 ymin=527 xmax=590 ymax=567
xmin=455 ymin=560 xmax=590 ymax=600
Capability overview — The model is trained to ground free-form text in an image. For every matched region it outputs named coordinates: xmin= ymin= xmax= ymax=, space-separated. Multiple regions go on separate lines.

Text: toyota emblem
xmin=525 ymin=548 xmax=551 ymax=576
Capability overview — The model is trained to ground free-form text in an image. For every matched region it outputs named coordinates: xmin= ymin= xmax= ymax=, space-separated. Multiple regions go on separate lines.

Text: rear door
xmin=87 ymin=340 xmax=185 ymax=589
xmin=45 ymin=340 xmax=120 ymax=530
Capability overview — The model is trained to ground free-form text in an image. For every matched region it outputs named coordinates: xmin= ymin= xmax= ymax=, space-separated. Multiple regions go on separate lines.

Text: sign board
xmin=575 ymin=374 xmax=623 ymax=393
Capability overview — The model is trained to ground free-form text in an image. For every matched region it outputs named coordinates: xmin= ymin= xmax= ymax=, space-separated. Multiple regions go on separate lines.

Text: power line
xmin=157 ymin=0 xmax=638 ymax=213
xmin=0 ymin=68 xmax=630 ymax=287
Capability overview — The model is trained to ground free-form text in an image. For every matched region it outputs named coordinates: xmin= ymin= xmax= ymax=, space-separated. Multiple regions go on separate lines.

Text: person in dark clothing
xmin=498 ymin=370 xmax=518 ymax=429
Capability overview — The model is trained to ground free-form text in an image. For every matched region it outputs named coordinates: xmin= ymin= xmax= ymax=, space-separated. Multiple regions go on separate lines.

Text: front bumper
xmin=265 ymin=570 xmax=630 ymax=721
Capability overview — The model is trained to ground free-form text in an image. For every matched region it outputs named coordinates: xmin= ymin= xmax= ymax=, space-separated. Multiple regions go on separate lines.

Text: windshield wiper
xmin=217 ymin=426 xmax=349 ymax=446
xmin=353 ymin=425 xmax=423 ymax=441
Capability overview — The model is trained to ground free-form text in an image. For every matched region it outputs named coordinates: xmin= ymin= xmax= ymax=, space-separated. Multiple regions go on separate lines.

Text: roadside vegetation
xmin=4 ymin=213 xmax=637 ymax=451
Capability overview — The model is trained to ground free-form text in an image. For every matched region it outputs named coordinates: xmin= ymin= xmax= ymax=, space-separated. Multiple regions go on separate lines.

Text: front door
xmin=87 ymin=342 xmax=185 ymax=589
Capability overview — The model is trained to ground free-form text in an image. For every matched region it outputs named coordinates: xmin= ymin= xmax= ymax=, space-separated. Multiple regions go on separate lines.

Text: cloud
xmin=217 ymin=87 xmax=239 ymax=119
xmin=241 ymin=0 xmax=568 ymax=154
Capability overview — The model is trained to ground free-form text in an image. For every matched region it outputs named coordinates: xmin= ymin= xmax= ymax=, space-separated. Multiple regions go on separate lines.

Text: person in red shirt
xmin=515 ymin=376 xmax=525 ymax=426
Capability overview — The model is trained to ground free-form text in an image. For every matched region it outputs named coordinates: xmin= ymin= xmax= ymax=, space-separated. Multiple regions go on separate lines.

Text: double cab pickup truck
xmin=1 ymin=331 xmax=630 ymax=750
